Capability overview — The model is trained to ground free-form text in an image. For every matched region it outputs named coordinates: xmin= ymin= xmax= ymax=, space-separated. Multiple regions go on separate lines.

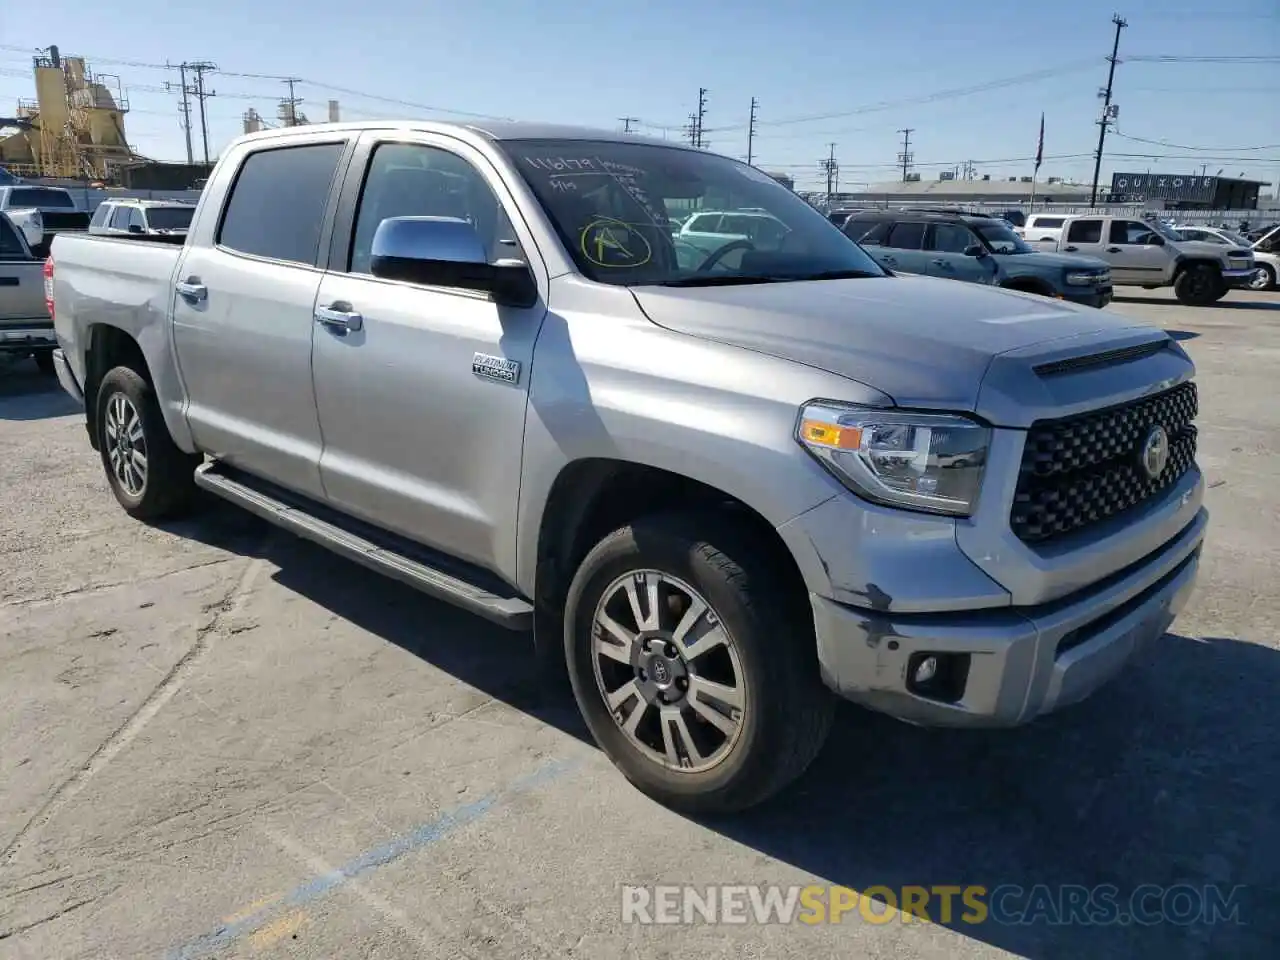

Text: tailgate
xmin=0 ymin=259 xmax=47 ymax=322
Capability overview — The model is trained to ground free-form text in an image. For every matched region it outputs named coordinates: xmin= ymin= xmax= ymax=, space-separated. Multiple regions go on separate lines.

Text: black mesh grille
xmin=1011 ymin=382 xmax=1198 ymax=544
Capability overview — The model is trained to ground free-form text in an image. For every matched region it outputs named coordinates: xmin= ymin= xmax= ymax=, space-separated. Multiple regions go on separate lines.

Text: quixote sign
xmin=1109 ymin=173 xmax=1217 ymax=203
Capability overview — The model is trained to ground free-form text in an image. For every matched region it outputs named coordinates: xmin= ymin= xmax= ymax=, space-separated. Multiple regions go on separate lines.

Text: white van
xmin=1022 ymin=214 xmax=1070 ymax=251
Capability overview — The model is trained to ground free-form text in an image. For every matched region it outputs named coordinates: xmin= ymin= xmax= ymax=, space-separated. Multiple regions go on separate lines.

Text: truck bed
xmin=50 ymin=233 xmax=184 ymax=382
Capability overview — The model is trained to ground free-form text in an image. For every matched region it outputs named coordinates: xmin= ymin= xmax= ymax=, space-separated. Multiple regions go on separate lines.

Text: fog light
xmin=913 ymin=655 xmax=939 ymax=685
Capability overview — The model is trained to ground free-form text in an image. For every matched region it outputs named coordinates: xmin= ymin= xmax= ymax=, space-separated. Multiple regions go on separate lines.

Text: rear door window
xmin=218 ymin=142 xmax=346 ymax=265
xmin=928 ymin=222 xmax=976 ymax=254
xmin=844 ymin=219 xmax=890 ymax=244
xmin=1066 ymin=219 xmax=1103 ymax=243
xmin=886 ymin=221 xmax=926 ymax=250
xmin=109 ymin=206 xmax=132 ymax=230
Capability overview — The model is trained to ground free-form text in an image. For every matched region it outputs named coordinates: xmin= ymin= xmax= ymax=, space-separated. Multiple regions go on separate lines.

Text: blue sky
xmin=3 ymin=0 xmax=1277 ymax=192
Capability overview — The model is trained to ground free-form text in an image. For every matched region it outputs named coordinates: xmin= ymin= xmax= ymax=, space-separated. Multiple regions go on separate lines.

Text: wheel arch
xmin=84 ymin=321 xmax=195 ymax=453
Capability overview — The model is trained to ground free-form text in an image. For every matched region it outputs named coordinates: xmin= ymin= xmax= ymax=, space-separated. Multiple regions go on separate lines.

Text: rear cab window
xmin=218 ymin=142 xmax=346 ymax=264
xmin=0 ymin=215 xmax=28 ymax=258
xmin=7 ymin=187 xmax=75 ymax=208
xmin=1066 ymin=219 xmax=1103 ymax=244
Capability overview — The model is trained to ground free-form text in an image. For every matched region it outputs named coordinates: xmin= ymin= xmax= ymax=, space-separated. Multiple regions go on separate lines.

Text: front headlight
xmin=796 ymin=402 xmax=990 ymax=516
xmin=1065 ymin=271 xmax=1098 ymax=286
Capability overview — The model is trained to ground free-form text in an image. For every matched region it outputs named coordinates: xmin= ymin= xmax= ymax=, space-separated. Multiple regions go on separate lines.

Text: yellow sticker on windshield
xmin=581 ymin=217 xmax=652 ymax=268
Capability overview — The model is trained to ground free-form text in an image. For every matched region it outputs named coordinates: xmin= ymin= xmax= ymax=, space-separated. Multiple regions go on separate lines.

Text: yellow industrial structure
xmin=0 ymin=46 xmax=135 ymax=180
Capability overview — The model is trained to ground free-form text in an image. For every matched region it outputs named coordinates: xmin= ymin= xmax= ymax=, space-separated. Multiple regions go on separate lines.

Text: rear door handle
xmin=1064 ymin=245 xmax=1079 ymax=252
xmin=930 ymin=258 xmax=950 ymax=267
xmin=1106 ymin=246 xmax=1123 ymax=253
xmin=315 ymin=304 xmax=364 ymax=333
xmin=175 ymin=279 xmax=207 ymax=301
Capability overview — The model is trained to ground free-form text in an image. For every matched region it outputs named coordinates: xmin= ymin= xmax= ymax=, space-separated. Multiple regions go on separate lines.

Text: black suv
xmin=840 ymin=210 xmax=1114 ymax=307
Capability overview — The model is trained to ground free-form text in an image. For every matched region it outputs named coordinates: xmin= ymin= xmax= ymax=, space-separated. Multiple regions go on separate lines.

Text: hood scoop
xmin=1033 ymin=338 xmax=1171 ymax=377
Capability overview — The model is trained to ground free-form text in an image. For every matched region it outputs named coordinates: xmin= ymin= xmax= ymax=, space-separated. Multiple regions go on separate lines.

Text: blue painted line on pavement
xmin=166 ymin=757 xmax=577 ymax=960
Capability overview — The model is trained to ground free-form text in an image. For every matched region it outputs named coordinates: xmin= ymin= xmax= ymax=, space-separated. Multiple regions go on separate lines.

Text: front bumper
xmin=809 ymin=507 xmax=1207 ymax=727
xmin=1063 ymin=285 xmax=1113 ymax=308
xmin=1222 ymin=267 xmax=1257 ymax=288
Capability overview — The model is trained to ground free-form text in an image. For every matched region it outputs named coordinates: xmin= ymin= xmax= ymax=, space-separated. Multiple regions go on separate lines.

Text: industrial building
xmin=0 ymin=46 xmax=135 ymax=181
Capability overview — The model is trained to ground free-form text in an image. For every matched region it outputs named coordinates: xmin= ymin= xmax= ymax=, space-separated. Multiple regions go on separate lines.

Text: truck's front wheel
xmin=1173 ymin=264 xmax=1225 ymax=305
xmin=95 ymin=366 xmax=201 ymax=520
xmin=564 ymin=512 xmax=834 ymax=814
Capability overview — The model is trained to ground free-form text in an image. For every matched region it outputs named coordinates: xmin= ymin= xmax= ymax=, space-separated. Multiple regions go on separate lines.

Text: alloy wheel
xmin=104 ymin=393 xmax=148 ymax=497
xmin=591 ymin=570 xmax=747 ymax=773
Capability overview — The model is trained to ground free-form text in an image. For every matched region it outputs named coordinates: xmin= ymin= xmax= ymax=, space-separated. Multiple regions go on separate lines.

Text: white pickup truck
xmin=1053 ymin=214 xmax=1255 ymax=305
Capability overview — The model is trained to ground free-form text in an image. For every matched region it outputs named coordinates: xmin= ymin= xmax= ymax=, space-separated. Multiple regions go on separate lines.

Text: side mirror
xmin=369 ymin=216 xmax=537 ymax=308
xmin=964 ymin=243 xmax=988 ymax=258
xmin=127 ymin=223 xmax=144 ymax=234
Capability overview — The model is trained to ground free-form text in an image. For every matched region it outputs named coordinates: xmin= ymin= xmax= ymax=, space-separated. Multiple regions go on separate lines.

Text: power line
xmin=1112 ymin=130 xmax=1280 ymax=152
xmin=703 ymin=60 xmax=1101 ymax=133
xmin=746 ymin=97 xmax=758 ymax=166
xmin=1127 ymin=54 xmax=1280 ymax=63
xmin=1090 ymin=14 xmax=1127 ymax=206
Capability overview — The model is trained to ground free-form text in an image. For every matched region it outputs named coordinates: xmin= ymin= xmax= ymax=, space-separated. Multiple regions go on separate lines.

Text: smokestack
xmin=328 ymin=100 xmax=340 ymax=122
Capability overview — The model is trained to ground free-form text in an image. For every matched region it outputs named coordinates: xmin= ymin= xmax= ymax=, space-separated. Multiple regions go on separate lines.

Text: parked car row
xmin=1173 ymin=223 xmax=1279 ymax=291
xmin=840 ymin=209 xmax=1256 ymax=306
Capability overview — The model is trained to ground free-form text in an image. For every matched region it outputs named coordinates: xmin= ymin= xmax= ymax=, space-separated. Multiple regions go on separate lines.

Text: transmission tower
xmin=897 ymin=128 xmax=915 ymax=181
xmin=281 ymin=77 xmax=304 ymax=127
xmin=819 ymin=143 xmax=839 ymax=208
xmin=619 ymin=116 xmax=639 ymax=133
xmin=184 ymin=61 xmax=217 ymax=165
xmin=1090 ymin=14 xmax=1128 ymax=206
xmin=746 ymin=97 xmax=759 ymax=166
xmin=693 ymin=87 xmax=708 ymax=148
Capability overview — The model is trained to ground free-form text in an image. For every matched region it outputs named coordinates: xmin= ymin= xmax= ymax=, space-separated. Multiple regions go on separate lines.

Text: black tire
xmin=1248 ymin=264 xmax=1277 ymax=291
xmin=95 ymin=365 xmax=201 ymax=520
xmin=564 ymin=511 xmax=834 ymax=814
xmin=33 ymin=350 xmax=56 ymax=376
xmin=1173 ymin=264 xmax=1224 ymax=306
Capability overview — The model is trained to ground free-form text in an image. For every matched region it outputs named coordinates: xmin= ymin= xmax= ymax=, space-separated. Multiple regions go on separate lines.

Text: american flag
xmin=1035 ymin=114 xmax=1045 ymax=171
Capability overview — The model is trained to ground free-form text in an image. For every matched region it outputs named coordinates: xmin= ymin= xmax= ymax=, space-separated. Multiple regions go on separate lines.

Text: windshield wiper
xmin=657 ymin=268 xmax=880 ymax=287
xmin=657 ymin=274 xmax=792 ymax=287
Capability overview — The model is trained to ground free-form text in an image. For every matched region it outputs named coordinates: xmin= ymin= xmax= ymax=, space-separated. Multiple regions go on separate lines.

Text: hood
xmin=1004 ymin=251 xmax=1110 ymax=271
xmin=631 ymin=274 xmax=1163 ymax=421
xmin=1175 ymin=239 xmax=1249 ymax=258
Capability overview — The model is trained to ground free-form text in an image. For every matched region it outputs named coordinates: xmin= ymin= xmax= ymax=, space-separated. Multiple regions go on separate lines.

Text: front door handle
xmin=930 ymin=258 xmax=950 ymax=267
xmin=1064 ymin=245 xmax=1079 ymax=252
xmin=175 ymin=279 xmax=207 ymax=301
xmin=315 ymin=304 xmax=364 ymax=333
xmin=1106 ymin=246 xmax=1123 ymax=253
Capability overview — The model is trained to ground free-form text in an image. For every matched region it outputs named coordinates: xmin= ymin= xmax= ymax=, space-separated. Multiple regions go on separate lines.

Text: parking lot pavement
xmin=1 ymin=288 xmax=1277 ymax=960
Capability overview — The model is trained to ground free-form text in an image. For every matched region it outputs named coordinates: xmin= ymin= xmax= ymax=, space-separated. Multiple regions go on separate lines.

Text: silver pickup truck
xmin=49 ymin=122 xmax=1208 ymax=813
xmin=1 ymin=211 xmax=56 ymax=372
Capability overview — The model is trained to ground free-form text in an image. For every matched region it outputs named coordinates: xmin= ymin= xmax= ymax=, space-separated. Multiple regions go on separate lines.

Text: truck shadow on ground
xmin=0 ymin=362 xmax=81 ymax=421
xmin=168 ymin=501 xmax=1278 ymax=960
xmin=1113 ymin=295 xmax=1280 ymax=312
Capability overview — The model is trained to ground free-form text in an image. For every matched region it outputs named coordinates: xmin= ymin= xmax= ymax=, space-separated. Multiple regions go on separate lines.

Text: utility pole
xmin=165 ymin=62 xmax=194 ymax=164
xmin=186 ymin=61 xmax=217 ymax=165
xmin=819 ymin=143 xmax=839 ymax=209
xmin=746 ymin=96 xmax=759 ymax=166
xmin=694 ymin=87 xmax=708 ymax=148
xmin=897 ymin=128 xmax=914 ymax=181
xmin=1090 ymin=14 xmax=1127 ymax=206
xmin=619 ymin=117 xmax=639 ymax=133
xmin=281 ymin=77 xmax=303 ymax=127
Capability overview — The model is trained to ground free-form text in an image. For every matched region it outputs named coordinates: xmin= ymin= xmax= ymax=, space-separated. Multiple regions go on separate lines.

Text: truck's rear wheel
xmin=1173 ymin=264 xmax=1224 ymax=305
xmin=564 ymin=512 xmax=834 ymax=814
xmin=95 ymin=366 xmax=200 ymax=520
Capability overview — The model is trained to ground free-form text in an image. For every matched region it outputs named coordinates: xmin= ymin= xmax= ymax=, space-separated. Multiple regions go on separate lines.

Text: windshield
xmin=973 ymin=221 xmax=1033 ymax=254
xmin=146 ymin=206 xmax=194 ymax=230
xmin=1144 ymin=218 xmax=1183 ymax=242
xmin=9 ymin=187 xmax=75 ymax=208
xmin=500 ymin=139 xmax=886 ymax=285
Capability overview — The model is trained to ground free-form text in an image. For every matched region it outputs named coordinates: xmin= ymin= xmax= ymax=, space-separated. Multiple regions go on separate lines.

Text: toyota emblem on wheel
xmin=1140 ymin=424 xmax=1170 ymax=479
